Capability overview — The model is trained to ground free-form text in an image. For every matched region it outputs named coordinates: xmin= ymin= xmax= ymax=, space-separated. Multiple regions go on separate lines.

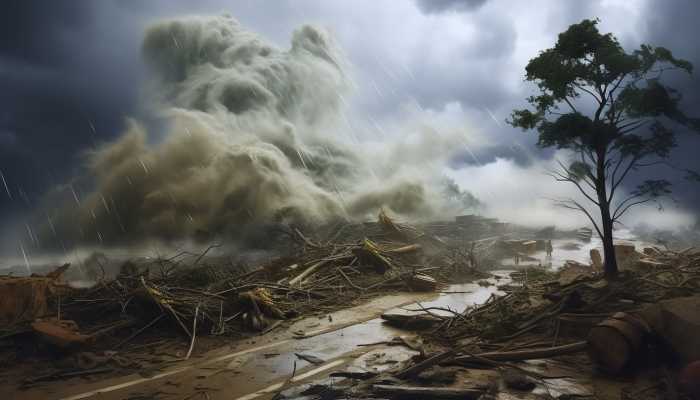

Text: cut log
xmin=372 ymin=384 xmax=482 ymax=399
xmin=587 ymin=313 xmax=648 ymax=373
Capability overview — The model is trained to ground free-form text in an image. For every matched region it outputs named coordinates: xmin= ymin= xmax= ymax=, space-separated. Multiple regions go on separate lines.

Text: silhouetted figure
xmin=545 ymin=240 xmax=553 ymax=258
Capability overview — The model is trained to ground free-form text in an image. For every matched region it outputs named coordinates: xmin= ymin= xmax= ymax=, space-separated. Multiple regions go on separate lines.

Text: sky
xmin=1 ymin=0 xmax=699 ymax=251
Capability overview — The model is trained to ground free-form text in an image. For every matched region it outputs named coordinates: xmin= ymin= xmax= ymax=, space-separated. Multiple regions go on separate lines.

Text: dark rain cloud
xmin=630 ymin=0 xmax=700 ymax=210
xmin=1 ymin=0 xmax=699 ymax=232
xmin=0 ymin=1 xmax=144 ymax=219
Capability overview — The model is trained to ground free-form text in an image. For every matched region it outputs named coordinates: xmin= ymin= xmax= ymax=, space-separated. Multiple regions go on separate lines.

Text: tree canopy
xmin=509 ymin=18 xmax=699 ymax=276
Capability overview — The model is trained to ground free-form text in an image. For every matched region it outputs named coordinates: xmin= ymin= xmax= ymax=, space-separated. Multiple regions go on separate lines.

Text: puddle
xmin=499 ymin=229 xmax=653 ymax=270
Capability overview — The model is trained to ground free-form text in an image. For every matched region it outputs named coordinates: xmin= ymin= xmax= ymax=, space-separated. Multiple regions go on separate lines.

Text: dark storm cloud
xmin=0 ymin=1 xmax=143 ymax=218
xmin=2 ymin=0 xmax=699 ymax=237
xmin=632 ymin=0 xmax=700 ymax=210
xmin=415 ymin=0 xmax=488 ymax=14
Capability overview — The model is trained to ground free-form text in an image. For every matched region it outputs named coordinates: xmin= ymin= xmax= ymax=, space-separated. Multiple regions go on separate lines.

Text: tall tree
xmin=509 ymin=19 xmax=699 ymax=277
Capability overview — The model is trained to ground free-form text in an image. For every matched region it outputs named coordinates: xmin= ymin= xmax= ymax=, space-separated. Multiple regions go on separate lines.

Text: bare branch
xmin=608 ymin=156 xmax=639 ymax=202
xmin=563 ymin=97 xmax=578 ymax=113
xmin=549 ymin=161 xmax=600 ymax=206
xmin=553 ymin=198 xmax=603 ymax=238
xmin=618 ymin=120 xmax=649 ymax=135
xmin=572 ymin=82 xmax=602 ymax=104
xmin=613 ymin=198 xmax=654 ymax=221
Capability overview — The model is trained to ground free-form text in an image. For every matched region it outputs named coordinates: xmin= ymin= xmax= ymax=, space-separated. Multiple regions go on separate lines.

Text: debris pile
xmin=1 ymin=212 xmax=488 ymax=362
xmin=293 ymin=245 xmax=700 ymax=400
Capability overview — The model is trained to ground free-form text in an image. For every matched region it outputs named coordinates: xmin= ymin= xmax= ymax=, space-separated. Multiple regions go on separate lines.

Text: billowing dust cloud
xmin=46 ymin=15 xmax=478 ymax=246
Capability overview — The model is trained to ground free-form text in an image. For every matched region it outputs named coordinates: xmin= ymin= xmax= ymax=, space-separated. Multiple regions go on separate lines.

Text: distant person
xmin=546 ymin=240 xmax=553 ymax=258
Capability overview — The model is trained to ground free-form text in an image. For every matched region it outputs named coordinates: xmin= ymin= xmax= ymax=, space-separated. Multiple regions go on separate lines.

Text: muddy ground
xmin=2 ymin=216 xmax=697 ymax=400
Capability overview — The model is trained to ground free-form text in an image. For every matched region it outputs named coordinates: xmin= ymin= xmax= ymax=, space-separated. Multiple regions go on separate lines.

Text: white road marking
xmin=232 ymin=359 xmax=347 ymax=400
xmin=58 ymin=340 xmax=291 ymax=400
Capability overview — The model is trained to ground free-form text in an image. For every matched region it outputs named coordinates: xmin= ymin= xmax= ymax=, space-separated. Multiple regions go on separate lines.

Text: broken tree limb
xmin=115 ymin=313 xmax=165 ymax=349
xmin=453 ymin=341 xmax=587 ymax=365
xmin=289 ymin=260 xmax=329 ymax=287
xmin=184 ymin=303 xmax=200 ymax=360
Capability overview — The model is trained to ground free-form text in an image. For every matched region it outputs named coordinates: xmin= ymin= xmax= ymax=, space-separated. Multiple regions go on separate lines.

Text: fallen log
xmin=372 ymin=384 xmax=483 ymax=399
xmin=453 ymin=341 xmax=587 ymax=365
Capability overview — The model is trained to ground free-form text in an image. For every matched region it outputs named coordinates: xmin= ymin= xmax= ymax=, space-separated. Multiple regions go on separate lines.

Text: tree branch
xmin=608 ymin=156 xmax=639 ymax=202
xmin=612 ymin=198 xmax=654 ymax=221
xmin=553 ymin=198 xmax=603 ymax=238
xmin=549 ymin=161 xmax=600 ymax=206
xmin=572 ymin=82 xmax=602 ymax=104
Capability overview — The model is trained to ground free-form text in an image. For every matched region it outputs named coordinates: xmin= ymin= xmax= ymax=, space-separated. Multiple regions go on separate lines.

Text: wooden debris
xmin=587 ymin=313 xmax=649 ymax=373
xmin=372 ymin=384 xmax=483 ymax=399
xmin=381 ymin=313 xmax=443 ymax=330
xmin=408 ymin=274 xmax=438 ymax=292
xmin=31 ymin=319 xmax=91 ymax=349
xmin=453 ymin=341 xmax=588 ymax=365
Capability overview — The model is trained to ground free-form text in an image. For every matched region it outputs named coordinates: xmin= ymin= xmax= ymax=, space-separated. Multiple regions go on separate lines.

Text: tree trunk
xmin=596 ymin=149 xmax=618 ymax=278
xmin=600 ymin=202 xmax=618 ymax=277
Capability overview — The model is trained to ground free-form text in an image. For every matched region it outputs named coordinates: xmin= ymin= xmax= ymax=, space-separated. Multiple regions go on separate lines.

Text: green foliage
xmin=568 ymin=161 xmax=593 ymax=182
xmin=633 ymin=180 xmax=672 ymax=199
xmin=508 ymin=18 xmax=699 ymax=276
xmin=509 ymin=18 xmax=697 ymax=164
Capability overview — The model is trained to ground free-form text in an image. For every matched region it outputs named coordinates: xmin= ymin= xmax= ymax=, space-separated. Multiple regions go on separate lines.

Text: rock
xmin=501 ymin=368 xmax=535 ymax=391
